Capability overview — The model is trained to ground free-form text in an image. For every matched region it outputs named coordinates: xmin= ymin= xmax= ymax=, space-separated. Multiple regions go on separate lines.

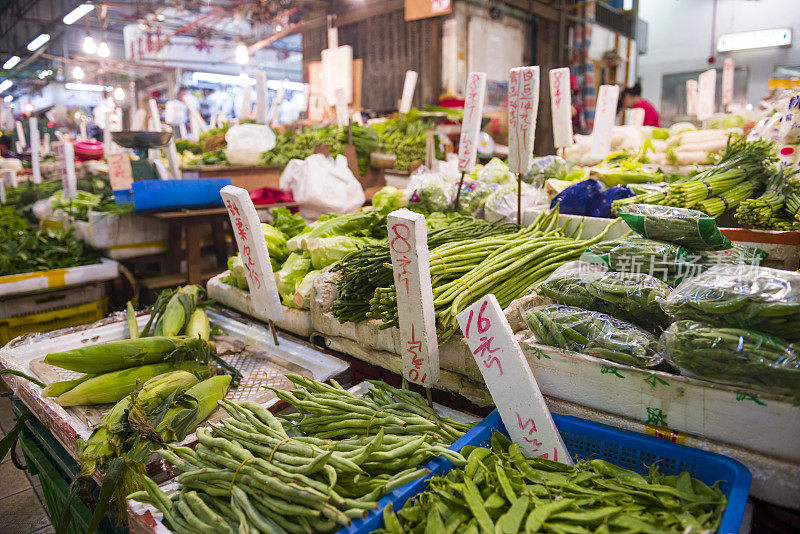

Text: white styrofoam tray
xmin=207 ymin=272 xmax=313 ymax=337
xmin=0 ymin=258 xmax=119 ymax=297
xmin=0 ymin=308 xmax=349 ymax=460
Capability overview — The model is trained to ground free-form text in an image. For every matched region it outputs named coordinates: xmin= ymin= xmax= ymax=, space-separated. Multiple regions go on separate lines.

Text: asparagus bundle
xmin=698 ymin=180 xmax=757 ymax=218
xmin=735 ymin=169 xmax=790 ymax=228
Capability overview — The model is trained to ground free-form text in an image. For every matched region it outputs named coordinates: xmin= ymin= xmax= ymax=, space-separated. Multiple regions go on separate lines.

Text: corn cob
xmin=78 ymin=370 xmax=202 ymax=477
xmin=44 ymin=336 xmax=206 ymax=374
xmin=126 ymin=301 xmax=139 ymax=339
xmin=55 ymin=361 xmax=210 ymax=407
xmin=160 ymin=285 xmax=203 ymax=336
xmin=185 ymin=308 xmax=210 ymax=340
xmin=42 ymin=374 xmax=96 ymax=398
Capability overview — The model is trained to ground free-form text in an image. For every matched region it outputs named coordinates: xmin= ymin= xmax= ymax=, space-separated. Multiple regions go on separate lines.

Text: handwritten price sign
xmin=399 ymin=70 xmax=418 ymax=115
xmin=456 ymin=295 xmax=571 ymax=463
xmin=722 ymin=58 xmax=734 ymax=107
xmin=686 ymin=80 xmax=699 ymax=116
xmin=220 ymin=185 xmax=283 ymax=322
xmin=107 ymin=153 xmax=134 ymax=191
xmin=55 ymin=141 xmax=77 ymax=199
xmin=508 ymin=66 xmax=540 ymax=174
xmin=697 ymin=68 xmax=716 ymax=121
xmin=457 ymin=72 xmax=487 ymax=172
xmin=29 ymin=117 xmax=41 ymax=185
xmin=549 ymin=67 xmax=573 ymax=148
xmin=590 ymin=85 xmax=620 ymax=161
xmin=388 ymin=209 xmax=439 ymax=386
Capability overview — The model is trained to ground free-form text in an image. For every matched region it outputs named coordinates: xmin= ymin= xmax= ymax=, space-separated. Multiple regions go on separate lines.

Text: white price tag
xmin=3 ymin=169 xmax=17 ymax=188
xmin=722 ymin=58 xmax=734 ymax=107
xmin=15 ymin=121 xmax=26 ymax=149
xmin=0 ymin=179 xmax=5 ymax=204
xmin=697 ymin=68 xmax=716 ymax=121
xmin=148 ymin=99 xmax=161 ymax=131
xmin=220 ymin=185 xmax=283 ymax=322
xmin=508 ymin=66 xmax=540 ymax=174
xmin=79 ymin=122 xmax=88 ymax=141
xmin=686 ymin=80 xmax=699 ymax=116
xmin=107 ymin=153 xmax=134 ymax=191
xmin=335 ymin=88 xmax=348 ymax=127
xmin=549 ymin=67 xmax=573 ymax=148
xmin=240 ymin=87 xmax=253 ymax=119
xmin=626 ymin=108 xmax=645 ymax=127
xmin=457 ymin=72 xmax=487 ymax=172
xmin=399 ymin=70 xmax=418 ymax=114
xmin=388 ymin=210 xmax=440 ymax=387
xmin=29 ymin=117 xmax=41 ymax=185
xmin=56 ymin=141 xmax=77 ymax=199
xmin=255 ymin=71 xmax=268 ymax=124
xmin=590 ymin=85 xmax=620 ymax=160
xmin=456 ymin=295 xmax=572 ymax=463
xmin=166 ymin=141 xmax=181 ymax=180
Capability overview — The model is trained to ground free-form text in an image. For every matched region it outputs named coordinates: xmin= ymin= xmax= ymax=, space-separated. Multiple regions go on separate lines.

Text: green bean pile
xmin=131 ymin=376 xmax=472 ymax=533
xmin=537 ymin=272 xmax=672 ymax=334
xmin=523 ymin=305 xmax=663 ymax=368
xmin=661 ymin=265 xmax=800 ymax=340
xmin=379 ymin=432 xmax=727 ymax=534
xmin=661 ymin=320 xmax=800 ymax=394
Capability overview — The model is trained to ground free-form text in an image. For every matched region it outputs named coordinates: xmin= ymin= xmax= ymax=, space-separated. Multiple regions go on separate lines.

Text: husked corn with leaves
xmin=161 ymin=285 xmax=204 ymax=336
xmin=78 ymin=370 xmax=202 ymax=477
xmin=42 ymin=374 xmax=96 ymax=398
xmin=55 ymin=361 xmax=210 ymax=407
xmin=44 ymin=336 xmax=204 ymax=374
xmin=185 ymin=308 xmax=210 ymax=340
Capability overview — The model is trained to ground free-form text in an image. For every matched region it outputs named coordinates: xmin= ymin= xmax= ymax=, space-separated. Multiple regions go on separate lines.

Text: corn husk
xmin=185 ymin=308 xmax=210 ymax=340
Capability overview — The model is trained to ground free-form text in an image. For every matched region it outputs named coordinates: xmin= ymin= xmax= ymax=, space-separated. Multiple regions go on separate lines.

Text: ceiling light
xmin=0 ymin=79 xmax=12 ymax=92
xmin=65 ymin=82 xmax=111 ymax=92
xmin=27 ymin=33 xmax=51 ymax=51
xmin=156 ymin=13 xmax=165 ymax=21
xmin=191 ymin=71 xmax=256 ymax=86
xmin=83 ymin=35 xmax=97 ymax=54
xmin=717 ymin=28 xmax=792 ymax=52
xmin=63 ymin=3 xmax=95 ymax=25
xmin=3 ymin=56 xmax=20 ymax=70
xmin=3 ymin=95 xmax=12 ymax=103
xmin=37 ymin=69 xmax=53 ymax=79
xmin=235 ymin=43 xmax=249 ymax=65
xmin=113 ymin=87 xmax=125 ymax=100
xmin=97 ymin=41 xmax=110 ymax=58
xmin=275 ymin=24 xmax=283 ymax=32
xmin=72 ymin=65 xmax=85 ymax=80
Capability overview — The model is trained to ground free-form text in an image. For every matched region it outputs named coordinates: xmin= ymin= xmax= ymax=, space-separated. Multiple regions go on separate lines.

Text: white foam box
xmin=207 ymin=272 xmax=313 ymax=337
xmin=0 ymin=258 xmax=118 ymax=297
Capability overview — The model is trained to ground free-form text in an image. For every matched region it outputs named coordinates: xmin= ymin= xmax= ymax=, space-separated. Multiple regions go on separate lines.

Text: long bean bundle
xmin=131 ymin=376 xmax=473 ymax=533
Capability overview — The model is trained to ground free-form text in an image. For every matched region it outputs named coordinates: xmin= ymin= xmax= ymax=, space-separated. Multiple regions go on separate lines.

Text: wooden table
xmin=181 ymin=165 xmax=283 ymax=192
xmin=143 ymin=202 xmax=299 ymax=287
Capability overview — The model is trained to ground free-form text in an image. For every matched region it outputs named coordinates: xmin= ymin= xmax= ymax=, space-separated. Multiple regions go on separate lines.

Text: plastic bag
xmin=544 ymin=260 xmax=608 ymax=281
xmin=405 ymin=171 xmax=496 ymax=215
xmin=279 ymin=154 xmax=366 ymax=219
xmin=475 ymin=158 xmax=515 ymax=185
xmin=660 ymin=265 xmax=800 ymax=339
xmin=225 ymin=124 xmax=277 ymax=165
xmin=588 ymin=185 xmax=634 ymax=218
xmin=695 ymin=244 xmax=767 ymax=267
xmin=660 ymin=320 xmax=800 ymax=395
xmin=483 ymin=182 xmax=548 ymax=223
xmin=581 ymin=237 xmax=696 ymax=286
xmin=550 ymin=179 xmax=603 ymax=216
xmin=537 ymin=271 xmax=672 ymax=333
xmin=618 ymin=204 xmax=731 ymax=251
xmin=522 ymin=304 xmax=663 ymax=368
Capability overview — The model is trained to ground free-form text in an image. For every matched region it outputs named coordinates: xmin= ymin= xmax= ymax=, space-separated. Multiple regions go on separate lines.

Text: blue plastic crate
xmin=131 ymin=178 xmax=232 ymax=211
xmin=112 ymin=189 xmax=133 ymax=205
xmin=342 ymin=410 xmax=751 ymax=534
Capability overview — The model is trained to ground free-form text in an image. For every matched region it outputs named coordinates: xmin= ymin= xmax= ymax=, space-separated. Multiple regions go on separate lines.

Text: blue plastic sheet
xmin=550 ymin=179 xmax=603 ymax=216
xmin=589 ymin=185 xmax=634 ymax=218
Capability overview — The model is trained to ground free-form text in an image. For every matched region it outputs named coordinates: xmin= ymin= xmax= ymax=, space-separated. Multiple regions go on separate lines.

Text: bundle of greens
xmin=581 ymin=237 xmax=694 ymax=286
xmin=372 ymin=116 xmax=433 ymax=170
xmin=661 ymin=265 xmax=800 ymax=340
xmin=0 ymin=228 xmax=102 ymax=276
xmin=660 ymin=320 xmax=800 ymax=394
xmin=735 ymin=167 xmax=798 ymax=230
xmin=618 ymin=204 xmax=731 ymax=250
xmin=380 ymin=432 xmax=727 ymax=534
xmin=523 ymin=304 xmax=663 ymax=368
xmin=536 ymin=271 xmax=672 ymax=333
xmin=261 ymin=125 xmax=379 ymax=174
xmin=130 ymin=376 xmax=472 ymax=533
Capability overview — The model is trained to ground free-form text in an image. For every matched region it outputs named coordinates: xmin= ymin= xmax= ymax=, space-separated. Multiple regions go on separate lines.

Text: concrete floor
xmin=0 ymin=394 xmax=53 ymax=534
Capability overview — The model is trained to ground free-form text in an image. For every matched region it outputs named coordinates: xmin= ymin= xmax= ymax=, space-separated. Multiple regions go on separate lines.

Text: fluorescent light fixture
xmin=72 ymin=65 xmax=84 ymax=79
xmin=717 ymin=28 xmax=792 ymax=52
xmin=38 ymin=69 xmax=53 ymax=79
xmin=83 ymin=35 xmax=97 ymax=54
xmin=235 ymin=43 xmax=249 ymax=65
xmin=65 ymin=82 xmax=112 ymax=92
xmin=27 ymin=33 xmax=51 ymax=51
xmin=3 ymin=95 xmax=12 ymax=103
xmin=97 ymin=41 xmax=110 ymax=58
xmin=113 ymin=87 xmax=125 ymax=100
xmin=3 ymin=56 xmax=20 ymax=69
xmin=275 ymin=24 xmax=283 ymax=32
xmin=0 ymin=79 xmax=12 ymax=92
xmin=63 ymin=3 xmax=95 ymax=25
xmin=191 ymin=71 xmax=256 ymax=86
xmin=267 ymin=79 xmax=304 ymax=91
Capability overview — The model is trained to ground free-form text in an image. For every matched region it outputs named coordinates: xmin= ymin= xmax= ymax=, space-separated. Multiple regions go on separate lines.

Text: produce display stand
xmin=181 ymin=165 xmax=283 ymax=192
xmin=0 ymin=259 xmax=119 ymax=297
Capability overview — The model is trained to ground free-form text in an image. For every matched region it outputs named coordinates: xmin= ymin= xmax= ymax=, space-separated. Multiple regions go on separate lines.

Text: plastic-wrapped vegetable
xmin=523 ymin=304 xmax=663 ymax=368
xmin=618 ymin=204 xmax=731 ymax=251
xmin=660 ymin=320 xmax=800 ymax=394
xmin=695 ymin=244 xmax=767 ymax=267
xmin=581 ymin=237 xmax=696 ymax=286
xmin=661 ymin=265 xmax=800 ymax=339
xmin=537 ymin=271 xmax=672 ymax=333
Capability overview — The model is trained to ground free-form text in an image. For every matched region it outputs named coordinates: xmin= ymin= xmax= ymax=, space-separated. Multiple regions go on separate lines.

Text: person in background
xmin=0 ymin=134 xmax=13 ymax=157
xmin=621 ymin=83 xmax=660 ymax=127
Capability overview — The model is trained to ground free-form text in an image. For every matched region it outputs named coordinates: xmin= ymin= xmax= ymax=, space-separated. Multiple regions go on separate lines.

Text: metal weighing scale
xmin=111 ymin=130 xmax=173 ymax=181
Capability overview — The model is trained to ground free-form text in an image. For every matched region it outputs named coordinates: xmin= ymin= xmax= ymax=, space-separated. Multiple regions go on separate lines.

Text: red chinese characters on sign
xmin=464 ymin=74 xmax=481 ymax=124
xmin=509 ymin=68 xmax=537 ymax=171
xmin=552 ymin=70 xmax=564 ymax=108
xmin=464 ymin=300 xmax=503 ymax=375
xmin=515 ymin=411 xmax=558 ymax=461
xmin=225 ymin=200 xmax=260 ymax=289
xmin=406 ymin=325 xmax=427 ymax=384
